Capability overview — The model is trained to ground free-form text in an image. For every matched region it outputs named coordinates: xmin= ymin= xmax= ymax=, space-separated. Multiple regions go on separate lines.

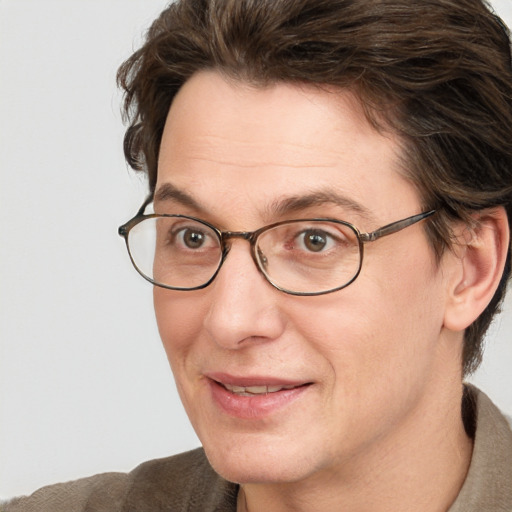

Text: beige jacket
xmin=3 ymin=387 xmax=511 ymax=512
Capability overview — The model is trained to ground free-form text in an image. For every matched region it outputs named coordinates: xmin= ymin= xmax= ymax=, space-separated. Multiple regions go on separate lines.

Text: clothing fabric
xmin=2 ymin=449 xmax=238 ymax=512
xmin=449 ymin=388 xmax=512 ymax=511
xmin=3 ymin=387 xmax=511 ymax=512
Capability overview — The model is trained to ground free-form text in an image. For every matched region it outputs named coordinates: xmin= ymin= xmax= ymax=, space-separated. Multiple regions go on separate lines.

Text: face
xmin=153 ymin=71 xmax=457 ymax=485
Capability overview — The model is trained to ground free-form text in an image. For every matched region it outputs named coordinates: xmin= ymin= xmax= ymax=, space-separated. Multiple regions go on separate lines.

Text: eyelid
xmin=273 ymin=222 xmax=352 ymax=249
xmin=294 ymin=221 xmax=353 ymax=238
xmin=158 ymin=217 xmax=217 ymax=240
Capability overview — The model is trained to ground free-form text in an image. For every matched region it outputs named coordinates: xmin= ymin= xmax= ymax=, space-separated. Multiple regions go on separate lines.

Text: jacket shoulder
xmin=2 ymin=471 xmax=130 ymax=512
xmin=2 ymin=448 xmax=237 ymax=512
xmin=121 ymin=448 xmax=237 ymax=511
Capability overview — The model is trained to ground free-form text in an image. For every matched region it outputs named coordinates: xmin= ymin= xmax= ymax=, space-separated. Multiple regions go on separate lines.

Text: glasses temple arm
xmin=359 ymin=210 xmax=436 ymax=243
xmin=136 ymin=193 xmax=154 ymax=215
xmin=118 ymin=194 xmax=155 ymax=238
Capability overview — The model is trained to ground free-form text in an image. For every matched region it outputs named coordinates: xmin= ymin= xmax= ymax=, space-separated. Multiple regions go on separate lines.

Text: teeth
xmin=223 ymin=383 xmax=297 ymax=395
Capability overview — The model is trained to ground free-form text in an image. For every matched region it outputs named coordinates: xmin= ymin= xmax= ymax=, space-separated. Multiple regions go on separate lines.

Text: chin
xmin=201 ymin=434 xmax=319 ymax=484
xmin=207 ymin=455 xmax=308 ymax=485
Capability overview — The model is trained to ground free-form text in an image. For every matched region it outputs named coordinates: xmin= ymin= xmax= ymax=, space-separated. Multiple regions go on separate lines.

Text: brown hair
xmin=118 ymin=0 xmax=512 ymax=375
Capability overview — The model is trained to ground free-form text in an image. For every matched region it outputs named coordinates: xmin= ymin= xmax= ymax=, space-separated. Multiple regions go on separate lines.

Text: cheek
xmin=153 ymin=288 xmax=205 ymax=368
xmin=292 ymin=254 xmax=445 ymax=394
xmin=153 ymin=288 xmax=212 ymax=421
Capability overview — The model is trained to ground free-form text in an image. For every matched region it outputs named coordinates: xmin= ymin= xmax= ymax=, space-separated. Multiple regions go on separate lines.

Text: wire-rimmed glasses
xmin=118 ymin=206 xmax=435 ymax=296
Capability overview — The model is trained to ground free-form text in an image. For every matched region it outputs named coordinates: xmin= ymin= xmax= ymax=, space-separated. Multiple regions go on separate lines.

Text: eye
xmin=297 ymin=229 xmax=334 ymax=252
xmin=173 ymin=226 xmax=214 ymax=249
xmin=178 ymin=228 xmax=206 ymax=249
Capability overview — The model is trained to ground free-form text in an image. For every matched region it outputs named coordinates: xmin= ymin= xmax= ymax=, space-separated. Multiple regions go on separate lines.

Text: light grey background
xmin=1 ymin=0 xmax=511 ymax=500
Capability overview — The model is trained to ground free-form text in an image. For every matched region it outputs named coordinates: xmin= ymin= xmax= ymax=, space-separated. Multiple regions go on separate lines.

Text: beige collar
xmin=449 ymin=386 xmax=512 ymax=511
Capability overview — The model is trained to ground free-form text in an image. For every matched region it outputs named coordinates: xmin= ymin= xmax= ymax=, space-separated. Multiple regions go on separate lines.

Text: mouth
xmin=221 ymin=383 xmax=302 ymax=396
xmin=206 ymin=374 xmax=312 ymax=419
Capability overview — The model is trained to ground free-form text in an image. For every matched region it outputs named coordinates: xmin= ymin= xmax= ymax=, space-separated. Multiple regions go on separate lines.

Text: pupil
xmin=184 ymin=230 xmax=204 ymax=248
xmin=305 ymin=231 xmax=326 ymax=252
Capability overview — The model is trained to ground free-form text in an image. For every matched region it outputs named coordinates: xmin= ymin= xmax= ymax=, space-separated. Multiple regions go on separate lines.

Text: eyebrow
xmin=154 ymin=182 xmax=375 ymax=223
xmin=154 ymin=183 xmax=203 ymax=211
xmin=267 ymin=190 xmax=376 ymax=222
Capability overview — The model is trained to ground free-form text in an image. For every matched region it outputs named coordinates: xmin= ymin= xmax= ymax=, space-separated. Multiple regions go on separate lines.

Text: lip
xmin=207 ymin=372 xmax=307 ymax=388
xmin=206 ymin=372 xmax=312 ymax=419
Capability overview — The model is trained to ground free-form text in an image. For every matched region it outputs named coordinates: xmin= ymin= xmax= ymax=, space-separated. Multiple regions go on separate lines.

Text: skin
xmin=153 ymin=71 xmax=475 ymax=512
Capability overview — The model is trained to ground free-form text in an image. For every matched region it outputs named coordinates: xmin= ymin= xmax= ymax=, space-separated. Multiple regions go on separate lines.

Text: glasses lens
xmin=127 ymin=216 xmax=222 ymax=289
xmin=255 ymin=220 xmax=361 ymax=294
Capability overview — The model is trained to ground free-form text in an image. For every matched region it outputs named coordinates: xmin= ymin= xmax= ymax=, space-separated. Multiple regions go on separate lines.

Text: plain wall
xmin=1 ymin=0 xmax=511 ymax=500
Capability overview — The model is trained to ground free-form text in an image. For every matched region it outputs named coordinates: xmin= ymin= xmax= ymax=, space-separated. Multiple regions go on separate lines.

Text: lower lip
xmin=209 ymin=380 xmax=310 ymax=419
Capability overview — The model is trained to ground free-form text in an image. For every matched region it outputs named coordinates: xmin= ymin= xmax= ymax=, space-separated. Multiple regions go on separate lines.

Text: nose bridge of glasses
xmin=219 ymin=231 xmax=264 ymax=272
xmin=221 ymin=231 xmax=255 ymax=242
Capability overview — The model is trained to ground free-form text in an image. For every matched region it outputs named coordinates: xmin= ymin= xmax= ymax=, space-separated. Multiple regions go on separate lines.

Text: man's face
xmin=153 ymin=71 xmax=458 ymax=484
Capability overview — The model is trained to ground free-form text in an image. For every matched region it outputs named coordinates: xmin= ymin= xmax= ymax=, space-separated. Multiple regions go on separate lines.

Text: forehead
xmin=156 ymin=71 xmax=420 ymax=225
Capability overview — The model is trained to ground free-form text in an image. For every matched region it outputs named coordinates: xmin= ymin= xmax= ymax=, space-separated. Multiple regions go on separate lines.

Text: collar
xmin=449 ymin=386 xmax=512 ymax=511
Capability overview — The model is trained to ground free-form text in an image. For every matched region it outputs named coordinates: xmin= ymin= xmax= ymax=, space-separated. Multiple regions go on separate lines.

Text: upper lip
xmin=205 ymin=372 xmax=310 ymax=388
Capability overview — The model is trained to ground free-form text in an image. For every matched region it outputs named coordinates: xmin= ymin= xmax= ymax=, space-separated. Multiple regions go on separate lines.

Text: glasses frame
xmin=118 ymin=199 xmax=436 ymax=296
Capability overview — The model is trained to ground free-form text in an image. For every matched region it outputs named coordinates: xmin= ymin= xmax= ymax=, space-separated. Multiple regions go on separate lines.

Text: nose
xmin=203 ymin=241 xmax=286 ymax=350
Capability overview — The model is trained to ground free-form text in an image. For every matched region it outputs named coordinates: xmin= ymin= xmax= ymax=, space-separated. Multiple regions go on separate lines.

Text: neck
xmin=237 ymin=384 xmax=473 ymax=512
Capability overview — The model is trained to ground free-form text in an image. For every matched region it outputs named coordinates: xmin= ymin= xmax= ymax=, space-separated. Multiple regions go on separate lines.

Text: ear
xmin=443 ymin=207 xmax=510 ymax=332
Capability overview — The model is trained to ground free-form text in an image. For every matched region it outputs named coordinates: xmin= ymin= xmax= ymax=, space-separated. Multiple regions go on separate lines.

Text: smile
xmin=222 ymin=383 xmax=300 ymax=396
xmin=206 ymin=375 xmax=312 ymax=419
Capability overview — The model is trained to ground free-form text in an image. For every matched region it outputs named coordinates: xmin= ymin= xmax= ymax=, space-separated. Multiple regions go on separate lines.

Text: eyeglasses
xmin=118 ymin=204 xmax=435 ymax=296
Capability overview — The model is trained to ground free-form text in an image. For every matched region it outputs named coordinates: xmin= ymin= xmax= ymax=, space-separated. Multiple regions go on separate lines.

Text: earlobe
xmin=443 ymin=207 xmax=510 ymax=332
